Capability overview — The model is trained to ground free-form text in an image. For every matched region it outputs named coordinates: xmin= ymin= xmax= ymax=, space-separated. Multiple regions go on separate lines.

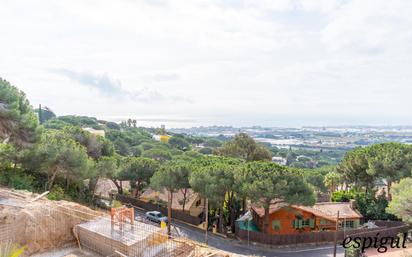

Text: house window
xmin=195 ymin=199 xmax=201 ymax=207
xmin=292 ymin=219 xmax=303 ymax=229
xmin=343 ymin=220 xmax=354 ymax=228
xmin=293 ymin=219 xmax=315 ymax=229
xmin=320 ymin=219 xmax=330 ymax=225
xmin=272 ymin=220 xmax=281 ymax=230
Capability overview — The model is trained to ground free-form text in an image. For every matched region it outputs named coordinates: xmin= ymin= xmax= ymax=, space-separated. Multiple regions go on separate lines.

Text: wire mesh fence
xmin=0 ymin=191 xmax=201 ymax=257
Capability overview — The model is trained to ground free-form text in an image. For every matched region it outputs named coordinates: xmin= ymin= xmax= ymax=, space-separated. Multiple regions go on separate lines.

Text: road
xmin=134 ymin=208 xmax=345 ymax=257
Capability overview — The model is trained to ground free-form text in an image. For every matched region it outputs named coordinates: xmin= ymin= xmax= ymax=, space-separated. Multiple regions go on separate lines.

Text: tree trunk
xmin=182 ymin=188 xmax=188 ymax=212
xmin=242 ymin=196 xmax=247 ymax=214
xmin=387 ymin=179 xmax=392 ymax=201
xmin=47 ymin=167 xmax=59 ymax=191
xmin=119 ymin=180 xmax=123 ymax=194
xmin=264 ymin=205 xmax=270 ymax=234
xmin=167 ymin=190 xmax=172 ymax=237
xmin=229 ymin=191 xmax=236 ymax=233
xmin=111 ymin=179 xmax=123 ymax=194
xmin=89 ymin=177 xmax=99 ymax=200
xmin=219 ymin=202 xmax=224 ymax=234
xmin=205 ymin=198 xmax=208 ymax=244
xmin=134 ymin=181 xmax=141 ymax=198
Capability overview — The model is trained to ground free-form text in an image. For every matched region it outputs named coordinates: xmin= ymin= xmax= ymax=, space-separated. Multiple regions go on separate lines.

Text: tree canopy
xmin=387 ymin=178 xmax=412 ymax=223
xmin=240 ymin=161 xmax=315 ymax=233
xmin=337 ymin=143 xmax=412 ymax=197
xmin=24 ymin=130 xmax=93 ymax=190
xmin=215 ymin=133 xmax=272 ymax=161
xmin=120 ymin=157 xmax=159 ymax=197
xmin=0 ymin=78 xmax=39 ymax=147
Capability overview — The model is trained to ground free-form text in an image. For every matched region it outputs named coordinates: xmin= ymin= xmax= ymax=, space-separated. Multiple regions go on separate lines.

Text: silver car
xmin=145 ymin=211 xmax=168 ymax=223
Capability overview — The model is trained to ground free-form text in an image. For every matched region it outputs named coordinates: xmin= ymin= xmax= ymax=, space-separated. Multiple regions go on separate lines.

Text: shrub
xmin=8 ymin=172 xmax=35 ymax=191
xmin=48 ymin=185 xmax=65 ymax=201
xmin=113 ymin=200 xmax=123 ymax=208
xmin=331 ymin=189 xmax=356 ymax=202
xmin=0 ymin=169 xmax=35 ymax=191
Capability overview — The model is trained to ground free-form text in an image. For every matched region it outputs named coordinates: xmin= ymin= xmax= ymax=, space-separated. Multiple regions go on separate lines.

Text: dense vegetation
xmin=1 ymin=78 xmax=411 ymax=237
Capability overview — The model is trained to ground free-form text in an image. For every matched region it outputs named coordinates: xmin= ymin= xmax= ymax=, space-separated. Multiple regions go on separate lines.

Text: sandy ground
xmin=30 ymin=244 xmax=101 ymax=257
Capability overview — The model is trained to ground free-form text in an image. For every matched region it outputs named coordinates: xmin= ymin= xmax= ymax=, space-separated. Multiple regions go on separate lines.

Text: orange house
xmin=251 ymin=201 xmax=362 ymax=235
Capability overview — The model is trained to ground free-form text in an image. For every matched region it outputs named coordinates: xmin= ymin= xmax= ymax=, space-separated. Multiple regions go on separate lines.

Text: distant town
xmin=171 ymin=125 xmax=412 ymax=150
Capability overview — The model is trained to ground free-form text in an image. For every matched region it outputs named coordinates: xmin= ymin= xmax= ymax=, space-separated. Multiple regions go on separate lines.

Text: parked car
xmin=93 ymin=198 xmax=112 ymax=209
xmin=145 ymin=211 xmax=168 ymax=223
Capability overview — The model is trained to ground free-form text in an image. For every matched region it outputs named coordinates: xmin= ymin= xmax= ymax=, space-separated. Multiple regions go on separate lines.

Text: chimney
xmin=349 ymin=199 xmax=356 ymax=209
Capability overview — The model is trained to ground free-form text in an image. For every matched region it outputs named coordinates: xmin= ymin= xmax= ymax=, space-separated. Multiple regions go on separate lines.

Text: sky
xmin=1 ymin=0 xmax=412 ymax=128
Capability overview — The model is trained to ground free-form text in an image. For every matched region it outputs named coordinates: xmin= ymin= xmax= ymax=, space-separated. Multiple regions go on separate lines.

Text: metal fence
xmin=116 ymin=194 xmax=203 ymax=225
xmin=235 ymin=222 xmax=410 ymax=246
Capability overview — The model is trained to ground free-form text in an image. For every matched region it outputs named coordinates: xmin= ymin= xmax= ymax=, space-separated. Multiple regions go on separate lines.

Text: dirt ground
xmin=30 ymin=244 xmax=101 ymax=257
xmin=0 ymin=187 xmax=104 ymax=256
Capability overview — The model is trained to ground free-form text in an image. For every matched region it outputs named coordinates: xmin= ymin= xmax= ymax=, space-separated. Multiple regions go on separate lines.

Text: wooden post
xmin=333 ymin=211 xmax=340 ymax=257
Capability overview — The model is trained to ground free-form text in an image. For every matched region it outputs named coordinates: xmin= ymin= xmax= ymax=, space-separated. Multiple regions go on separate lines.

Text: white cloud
xmin=0 ymin=0 xmax=412 ymax=127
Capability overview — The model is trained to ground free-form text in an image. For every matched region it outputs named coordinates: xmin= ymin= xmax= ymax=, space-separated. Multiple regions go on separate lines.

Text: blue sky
xmin=1 ymin=0 xmax=412 ymax=127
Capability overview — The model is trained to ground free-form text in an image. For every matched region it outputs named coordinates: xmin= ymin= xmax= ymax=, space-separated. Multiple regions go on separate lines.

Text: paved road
xmin=134 ymin=208 xmax=345 ymax=257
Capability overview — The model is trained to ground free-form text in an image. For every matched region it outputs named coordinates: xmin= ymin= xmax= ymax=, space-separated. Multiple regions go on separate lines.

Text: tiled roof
xmin=140 ymin=188 xmax=199 ymax=211
xmin=251 ymin=200 xmax=288 ymax=217
xmin=309 ymin=202 xmax=363 ymax=219
xmin=94 ymin=178 xmax=130 ymax=198
xmin=251 ymin=201 xmax=362 ymax=221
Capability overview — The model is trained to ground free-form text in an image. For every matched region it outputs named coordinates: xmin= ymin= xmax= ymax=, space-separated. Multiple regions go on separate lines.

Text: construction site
xmin=0 ymin=187 xmax=241 ymax=257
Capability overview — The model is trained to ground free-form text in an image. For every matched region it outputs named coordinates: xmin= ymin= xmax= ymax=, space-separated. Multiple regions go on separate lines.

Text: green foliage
xmin=24 ymin=130 xmax=93 ymax=190
xmin=203 ymin=139 xmax=222 ymax=148
xmin=345 ymin=241 xmax=362 ymax=257
xmin=56 ymin=115 xmax=102 ymax=129
xmin=324 ymin=171 xmax=342 ymax=193
xmin=169 ymin=136 xmax=190 ymax=151
xmin=238 ymin=161 xmax=315 ymax=233
xmin=271 ymin=147 xmax=345 ymax=168
xmin=189 ymin=157 xmax=238 ymax=206
xmin=7 ymin=172 xmax=34 ymax=191
xmin=0 ymin=168 xmax=35 ymax=191
xmin=0 ymin=78 xmax=40 ymax=147
xmin=106 ymin=128 xmax=154 ymax=156
xmin=142 ymin=148 xmax=172 ymax=162
xmin=43 ymin=118 xmax=69 ymax=130
xmin=215 ymin=133 xmax=271 ymax=161
xmin=0 ymin=143 xmax=19 ymax=168
xmin=355 ymin=192 xmax=395 ymax=220
xmin=198 ymin=147 xmax=212 ymax=155
xmin=48 ymin=185 xmax=66 ymax=200
xmin=106 ymin=121 xmax=120 ymax=130
xmin=151 ymin=160 xmax=192 ymax=193
xmin=331 ymin=189 xmax=356 ymax=202
xmin=151 ymin=160 xmax=193 ymax=235
xmin=337 ymin=143 xmax=412 ymax=192
xmin=241 ymin=162 xmax=316 ymax=208
xmin=120 ymin=157 xmax=159 ymax=196
xmin=332 ymin=189 xmax=396 ymax=220
xmin=387 ymin=178 xmax=412 ymax=223
xmin=96 ymin=156 xmax=119 ymax=179
xmin=34 ymin=106 xmax=56 ymax=124
xmin=113 ymin=200 xmax=123 ymax=208
xmin=302 ymin=166 xmax=334 ymax=192
xmin=61 ymin=126 xmax=115 ymax=160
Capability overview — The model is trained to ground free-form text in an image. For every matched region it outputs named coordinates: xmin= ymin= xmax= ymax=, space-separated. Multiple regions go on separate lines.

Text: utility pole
xmin=333 ymin=211 xmax=340 ymax=257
